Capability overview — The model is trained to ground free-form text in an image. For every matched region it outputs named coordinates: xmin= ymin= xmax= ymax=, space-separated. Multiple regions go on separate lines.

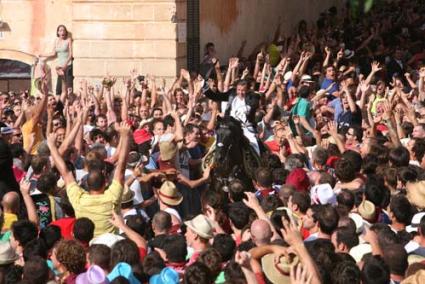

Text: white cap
xmin=406 ymin=212 xmax=425 ymax=233
xmin=300 ymin=74 xmax=313 ymax=82
xmin=89 ymin=233 xmax=124 ymax=248
xmin=310 ymin=183 xmax=337 ymax=205
xmin=349 ymin=213 xmax=365 ymax=234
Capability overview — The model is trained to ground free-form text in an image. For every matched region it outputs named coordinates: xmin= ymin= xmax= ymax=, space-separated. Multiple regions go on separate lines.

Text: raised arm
xmin=214 ymin=59 xmax=224 ymax=92
xmin=19 ymin=179 xmax=39 ymax=225
xmin=419 ymin=68 xmax=425 ymax=102
xmin=323 ymin=46 xmax=332 ymax=68
xmin=149 ymin=76 xmax=158 ymax=109
xmin=290 ymin=51 xmax=305 ymax=83
xmin=110 ymin=210 xmax=147 ymax=249
xmin=328 ymin=121 xmax=346 ymax=153
xmin=298 ymin=52 xmax=313 ymax=77
xmin=253 ymin=52 xmax=264 ymax=81
xmin=113 ymin=122 xmax=131 ymax=185
xmin=46 ymin=133 xmax=75 ymax=186
xmin=203 ymin=87 xmax=231 ymax=102
xmin=171 ymin=111 xmax=184 ymax=143
xmin=32 ymin=80 xmax=49 ymax=125
xmin=58 ymin=110 xmax=83 ymax=155
xmin=365 ymin=61 xmax=382 ymax=86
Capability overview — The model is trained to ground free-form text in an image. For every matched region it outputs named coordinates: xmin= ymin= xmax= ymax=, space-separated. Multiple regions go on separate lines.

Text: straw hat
xmin=0 ymin=241 xmax=18 ymax=265
xmin=121 ymin=186 xmax=135 ymax=204
xmin=158 ymin=181 xmax=183 ymax=206
xmin=184 ymin=214 xmax=214 ymax=239
xmin=407 ymin=181 xmax=425 ymax=209
xmin=400 ymin=269 xmax=425 ymax=284
xmin=159 ymin=141 xmax=177 ymax=161
xmin=358 ymin=200 xmax=376 ymax=221
xmin=261 ymin=253 xmax=299 ymax=284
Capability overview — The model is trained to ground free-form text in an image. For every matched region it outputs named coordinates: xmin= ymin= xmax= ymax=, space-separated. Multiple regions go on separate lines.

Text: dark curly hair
xmin=55 ymin=240 xmax=86 ymax=275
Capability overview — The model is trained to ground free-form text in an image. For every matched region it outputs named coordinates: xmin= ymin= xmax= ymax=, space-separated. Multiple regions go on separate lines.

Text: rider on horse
xmin=203 ymin=79 xmax=261 ymax=154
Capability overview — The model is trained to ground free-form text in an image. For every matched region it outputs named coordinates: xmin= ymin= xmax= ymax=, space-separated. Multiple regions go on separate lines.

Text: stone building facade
xmin=0 ymin=0 xmax=339 ymax=91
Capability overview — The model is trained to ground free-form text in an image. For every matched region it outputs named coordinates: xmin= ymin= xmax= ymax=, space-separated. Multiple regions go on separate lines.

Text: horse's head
xmin=214 ymin=116 xmax=243 ymax=175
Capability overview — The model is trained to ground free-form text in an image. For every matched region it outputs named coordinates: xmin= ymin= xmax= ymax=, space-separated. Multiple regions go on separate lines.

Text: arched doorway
xmin=0 ymin=59 xmax=31 ymax=92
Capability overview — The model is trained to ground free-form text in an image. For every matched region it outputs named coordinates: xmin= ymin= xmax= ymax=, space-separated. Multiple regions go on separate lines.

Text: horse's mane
xmin=216 ymin=116 xmax=243 ymax=134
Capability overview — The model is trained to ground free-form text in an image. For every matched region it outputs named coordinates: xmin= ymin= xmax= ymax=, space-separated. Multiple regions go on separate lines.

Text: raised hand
xmin=116 ymin=121 xmax=131 ymax=135
xmin=324 ymin=46 xmax=331 ymax=55
xmin=371 ymin=61 xmax=382 ymax=73
xmin=46 ymin=132 xmax=57 ymax=147
xmin=235 ymin=250 xmax=252 ymax=269
xmin=337 ymin=49 xmax=344 ymax=60
xmin=241 ymin=68 xmax=250 ymax=78
xmin=327 ymin=121 xmax=338 ymax=137
xmin=360 ymin=80 xmax=370 ymax=94
xmin=242 ymin=192 xmax=261 ymax=210
xmin=109 ymin=210 xmax=125 ymax=228
xmin=180 ymin=69 xmax=191 ymax=81
xmin=229 ymin=57 xmax=240 ymax=69
xmin=290 ymin=263 xmax=313 ymax=284
xmin=280 ymin=217 xmax=303 ymax=247
xmin=256 ymin=52 xmax=264 ymax=63
xmin=19 ymin=179 xmax=32 ymax=196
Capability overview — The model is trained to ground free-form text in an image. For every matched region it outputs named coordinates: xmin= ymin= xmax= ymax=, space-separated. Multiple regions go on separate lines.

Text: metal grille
xmin=187 ymin=0 xmax=200 ymax=72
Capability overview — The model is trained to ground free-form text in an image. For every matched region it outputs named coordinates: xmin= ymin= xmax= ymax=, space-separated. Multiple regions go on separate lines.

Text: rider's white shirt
xmin=230 ymin=96 xmax=250 ymax=125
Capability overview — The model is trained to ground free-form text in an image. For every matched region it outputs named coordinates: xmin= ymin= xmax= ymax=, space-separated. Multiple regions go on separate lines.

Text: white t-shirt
xmin=124 ymin=169 xmax=145 ymax=205
xmin=76 ymin=169 xmax=88 ymax=183
xmin=230 ymin=96 xmax=250 ymax=124
xmin=164 ymin=207 xmax=182 ymax=223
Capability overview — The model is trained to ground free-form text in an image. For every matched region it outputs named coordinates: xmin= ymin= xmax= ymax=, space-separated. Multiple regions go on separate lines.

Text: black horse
xmin=203 ymin=116 xmax=261 ymax=192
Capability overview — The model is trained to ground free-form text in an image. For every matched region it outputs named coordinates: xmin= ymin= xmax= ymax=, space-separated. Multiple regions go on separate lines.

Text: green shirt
xmin=290 ymin=97 xmax=312 ymax=134
xmin=0 ymin=231 xmax=11 ymax=242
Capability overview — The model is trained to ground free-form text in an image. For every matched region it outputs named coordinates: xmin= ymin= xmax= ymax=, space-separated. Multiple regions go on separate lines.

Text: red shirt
xmin=264 ymin=139 xmax=291 ymax=155
xmin=139 ymin=247 xmax=147 ymax=262
xmin=50 ymin=217 xmax=76 ymax=240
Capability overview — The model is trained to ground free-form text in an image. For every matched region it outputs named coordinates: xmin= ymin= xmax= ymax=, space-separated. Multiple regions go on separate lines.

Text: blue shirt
xmin=329 ymin=98 xmax=343 ymax=122
xmin=321 ymin=78 xmax=339 ymax=99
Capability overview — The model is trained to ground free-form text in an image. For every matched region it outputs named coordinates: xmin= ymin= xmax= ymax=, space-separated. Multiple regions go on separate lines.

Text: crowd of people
xmin=1 ymin=0 xmax=425 ymax=283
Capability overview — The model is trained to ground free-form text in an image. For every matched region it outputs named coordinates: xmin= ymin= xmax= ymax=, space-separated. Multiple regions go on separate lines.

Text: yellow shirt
xmin=22 ymin=118 xmax=44 ymax=155
xmin=2 ymin=213 xmax=18 ymax=231
xmin=66 ymin=180 xmax=123 ymax=237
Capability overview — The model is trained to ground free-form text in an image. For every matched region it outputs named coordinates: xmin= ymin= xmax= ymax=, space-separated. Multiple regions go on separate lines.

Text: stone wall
xmin=200 ymin=0 xmax=341 ymax=62
xmin=71 ymin=0 xmax=187 ymax=84
xmin=0 ymin=0 xmax=186 ymax=90
xmin=0 ymin=0 xmax=342 ymax=91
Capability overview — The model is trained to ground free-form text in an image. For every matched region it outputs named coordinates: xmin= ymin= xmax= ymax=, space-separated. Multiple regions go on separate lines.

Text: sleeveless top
xmin=56 ymin=39 xmax=70 ymax=66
